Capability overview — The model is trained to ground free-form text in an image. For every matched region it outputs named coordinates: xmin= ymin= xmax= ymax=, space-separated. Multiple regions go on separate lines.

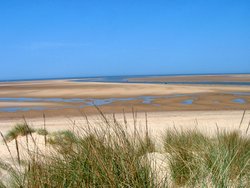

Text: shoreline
xmin=1 ymin=73 xmax=250 ymax=83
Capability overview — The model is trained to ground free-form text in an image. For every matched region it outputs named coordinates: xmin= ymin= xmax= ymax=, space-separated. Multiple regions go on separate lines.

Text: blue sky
xmin=0 ymin=0 xmax=250 ymax=80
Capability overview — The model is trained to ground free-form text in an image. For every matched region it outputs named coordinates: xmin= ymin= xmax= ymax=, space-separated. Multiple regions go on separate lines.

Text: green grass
xmin=2 ymin=123 xmax=35 ymax=166
xmin=36 ymin=128 xmax=48 ymax=136
xmin=5 ymin=123 xmax=35 ymax=142
xmin=0 ymin=113 xmax=249 ymax=187
xmin=163 ymin=129 xmax=250 ymax=187
xmin=0 ymin=114 xmax=157 ymax=187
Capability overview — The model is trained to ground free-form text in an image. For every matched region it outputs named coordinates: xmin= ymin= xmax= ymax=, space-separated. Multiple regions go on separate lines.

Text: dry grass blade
xmin=239 ymin=110 xmax=246 ymax=128
xmin=246 ymin=120 xmax=250 ymax=134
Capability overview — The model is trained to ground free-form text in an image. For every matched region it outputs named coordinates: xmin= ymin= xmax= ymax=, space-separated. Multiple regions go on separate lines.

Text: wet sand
xmin=0 ymin=94 xmax=250 ymax=120
xmin=0 ymin=79 xmax=250 ymax=119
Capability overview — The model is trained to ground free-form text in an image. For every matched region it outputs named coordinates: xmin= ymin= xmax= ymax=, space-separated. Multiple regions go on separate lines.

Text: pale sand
xmin=0 ymin=101 xmax=66 ymax=107
xmin=129 ymin=74 xmax=250 ymax=82
xmin=1 ymin=110 xmax=249 ymax=135
xmin=1 ymin=110 xmax=249 ymax=162
xmin=1 ymin=80 xmax=250 ymax=99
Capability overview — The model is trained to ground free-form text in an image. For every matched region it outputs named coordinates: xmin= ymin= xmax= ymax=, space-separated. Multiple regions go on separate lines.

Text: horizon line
xmin=1 ymin=72 xmax=250 ymax=82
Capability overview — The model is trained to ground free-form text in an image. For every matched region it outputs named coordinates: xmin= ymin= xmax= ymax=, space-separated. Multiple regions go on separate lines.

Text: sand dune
xmin=1 ymin=110 xmax=249 ymax=184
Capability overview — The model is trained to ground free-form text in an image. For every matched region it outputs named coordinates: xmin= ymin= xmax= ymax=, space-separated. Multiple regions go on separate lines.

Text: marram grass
xmin=163 ymin=129 xmax=250 ymax=187
xmin=0 ymin=112 xmax=249 ymax=187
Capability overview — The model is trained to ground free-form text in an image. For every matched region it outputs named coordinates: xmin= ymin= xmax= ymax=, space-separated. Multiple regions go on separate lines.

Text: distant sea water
xmin=1 ymin=73 xmax=250 ymax=86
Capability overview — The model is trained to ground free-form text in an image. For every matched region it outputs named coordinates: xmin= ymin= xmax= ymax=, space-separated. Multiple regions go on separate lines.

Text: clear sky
xmin=0 ymin=0 xmax=250 ymax=80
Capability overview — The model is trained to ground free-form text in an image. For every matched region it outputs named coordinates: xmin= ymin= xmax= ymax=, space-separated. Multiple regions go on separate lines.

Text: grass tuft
xmin=5 ymin=123 xmax=35 ymax=142
xmin=163 ymin=129 xmax=250 ymax=187
xmin=36 ymin=128 xmax=48 ymax=136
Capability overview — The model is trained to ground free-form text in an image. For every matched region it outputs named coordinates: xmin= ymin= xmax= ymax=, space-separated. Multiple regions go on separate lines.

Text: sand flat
xmin=128 ymin=74 xmax=250 ymax=82
xmin=0 ymin=80 xmax=250 ymax=119
xmin=0 ymin=79 xmax=250 ymax=98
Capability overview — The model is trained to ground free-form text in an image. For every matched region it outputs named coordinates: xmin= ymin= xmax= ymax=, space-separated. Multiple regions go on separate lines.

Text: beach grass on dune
xmin=0 ymin=111 xmax=249 ymax=187
xmin=1 ymin=112 xmax=157 ymax=187
xmin=163 ymin=129 xmax=250 ymax=187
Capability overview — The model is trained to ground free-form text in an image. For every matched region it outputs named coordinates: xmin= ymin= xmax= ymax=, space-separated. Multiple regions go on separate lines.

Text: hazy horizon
xmin=1 ymin=72 xmax=250 ymax=82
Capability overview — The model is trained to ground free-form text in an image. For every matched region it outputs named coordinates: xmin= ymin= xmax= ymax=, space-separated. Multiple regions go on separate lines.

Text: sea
xmin=1 ymin=73 xmax=250 ymax=86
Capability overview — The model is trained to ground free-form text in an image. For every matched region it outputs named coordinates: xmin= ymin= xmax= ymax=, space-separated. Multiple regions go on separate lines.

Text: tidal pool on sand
xmin=232 ymin=98 xmax=246 ymax=104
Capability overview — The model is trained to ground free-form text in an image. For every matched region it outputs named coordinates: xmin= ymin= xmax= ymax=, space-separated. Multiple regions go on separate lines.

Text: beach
xmin=1 ymin=76 xmax=250 ymax=161
xmin=0 ymin=77 xmax=250 ymax=120
xmin=2 ymin=1 xmax=250 ymax=185
xmin=0 ymin=75 xmax=250 ymax=167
